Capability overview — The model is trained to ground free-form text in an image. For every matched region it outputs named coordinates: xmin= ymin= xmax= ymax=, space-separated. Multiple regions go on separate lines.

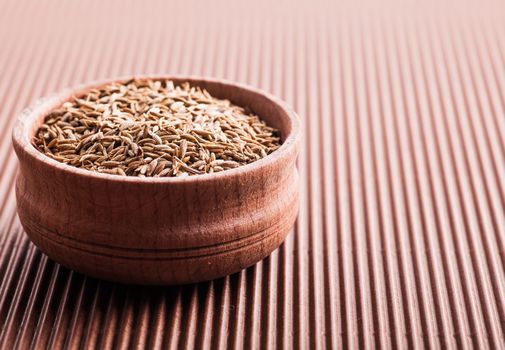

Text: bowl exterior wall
xmin=15 ymin=154 xmax=299 ymax=284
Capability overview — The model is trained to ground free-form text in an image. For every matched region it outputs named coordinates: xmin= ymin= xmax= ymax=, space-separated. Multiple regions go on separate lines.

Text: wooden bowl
xmin=12 ymin=76 xmax=301 ymax=285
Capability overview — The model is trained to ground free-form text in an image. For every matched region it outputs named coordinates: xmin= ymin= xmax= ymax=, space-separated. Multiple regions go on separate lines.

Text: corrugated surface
xmin=1 ymin=0 xmax=505 ymax=348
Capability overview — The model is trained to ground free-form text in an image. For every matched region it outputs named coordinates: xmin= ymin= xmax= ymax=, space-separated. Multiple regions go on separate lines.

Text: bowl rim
xmin=12 ymin=75 xmax=301 ymax=184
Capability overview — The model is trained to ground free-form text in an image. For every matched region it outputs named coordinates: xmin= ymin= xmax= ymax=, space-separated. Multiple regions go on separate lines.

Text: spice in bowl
xmin=32 ymin=79 xmax=281 ymax=177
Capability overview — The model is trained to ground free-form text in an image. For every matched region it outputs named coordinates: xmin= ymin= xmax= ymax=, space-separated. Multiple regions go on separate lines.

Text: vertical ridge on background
xmin=359 ymin=16 xmax=393 ymax=350
xmin=389 ymin=15 xmax=440 ymax=347
xmin=318 ymin=17 xmax=341 ymax=350
xmin=306 ymin=17 xmax=327 ymax=350
xmin=440 ymin=17 xmax=505 ymax=348
xmin=384 ymin=16 xmax=428 ymax=348
xmin=350 ymin=17 xmax=378 ymax=350
xmin=414 ymin=17 xmax=477 ymax=349
xmin=429 ymin=15 xmax=493 ymax=348
xmin=0 ymin=0 xmax=504 ymax=348
xmin=369 ymin=16 xmax=410 ymax=349
xmin=397 ymin=15 xmax=453 ymax=348
xmin=293 ymin=15 xmax=310 ymax=350
xmin=338 ymin=17 xmax=359 ymax=349
xmin=428 ymin=16 xmax=496 ymax=348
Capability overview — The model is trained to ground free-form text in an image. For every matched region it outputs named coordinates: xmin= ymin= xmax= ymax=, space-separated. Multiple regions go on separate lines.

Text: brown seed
xmin=33 ymin=79 xmax=281 ymax=177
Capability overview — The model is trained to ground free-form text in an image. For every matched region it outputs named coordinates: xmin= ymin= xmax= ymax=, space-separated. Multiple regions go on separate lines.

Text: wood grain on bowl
xmin=12 ymin=76 xmax=301 ymax=285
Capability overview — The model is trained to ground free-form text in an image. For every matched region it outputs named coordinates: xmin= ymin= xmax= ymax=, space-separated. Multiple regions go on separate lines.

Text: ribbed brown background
xmin=1 ymin=0 xmax=505 ymax=348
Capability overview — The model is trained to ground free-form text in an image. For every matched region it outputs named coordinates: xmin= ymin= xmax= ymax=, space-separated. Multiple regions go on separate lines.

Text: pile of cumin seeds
xmin=32 ymin=79 xmax=281 ymax=177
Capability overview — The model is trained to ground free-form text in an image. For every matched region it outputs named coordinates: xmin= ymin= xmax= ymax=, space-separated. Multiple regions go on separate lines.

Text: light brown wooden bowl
xmin=12 ymin=76 xmax=301 ymax=285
